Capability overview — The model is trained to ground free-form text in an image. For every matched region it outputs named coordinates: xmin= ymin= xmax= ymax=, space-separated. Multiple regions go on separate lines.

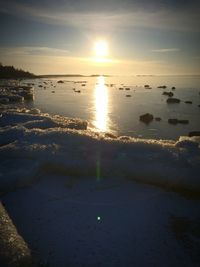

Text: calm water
xmin=25 ymin=75 xmax=200 ymax=140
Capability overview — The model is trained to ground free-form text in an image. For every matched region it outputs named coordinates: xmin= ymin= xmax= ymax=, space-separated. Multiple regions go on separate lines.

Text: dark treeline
xmin=0 ymin=63 xmax=35 ymax=79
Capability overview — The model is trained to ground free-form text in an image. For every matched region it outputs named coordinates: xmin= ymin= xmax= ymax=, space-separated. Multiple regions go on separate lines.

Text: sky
xmin=0 ymin=0 xmax=200 ymax=75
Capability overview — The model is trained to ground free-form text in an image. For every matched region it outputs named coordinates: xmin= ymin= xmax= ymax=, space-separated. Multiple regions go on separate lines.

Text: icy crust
xmin=0 ymin=85 xmax=34 ymax=103
xmin=0 ymin=108 xmax=88 ymax=130
xmin=0 ymin=108 xmax=200 ymax=195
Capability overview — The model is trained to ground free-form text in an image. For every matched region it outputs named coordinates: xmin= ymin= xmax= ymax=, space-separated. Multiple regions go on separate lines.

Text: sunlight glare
xmin=94 ymin=76 xmax=108 ymax=132
xmin=94 ymin=41 xmax=108 ymax=57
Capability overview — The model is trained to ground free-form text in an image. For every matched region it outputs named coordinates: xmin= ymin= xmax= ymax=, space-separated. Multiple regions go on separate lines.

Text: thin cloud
xmin=152 ymin=48 xmax=180 ymax=52
xmin=0 ymin=47 xmax=70 ymax=57
xmin=0 ymin=1 xmax=199 ymax=32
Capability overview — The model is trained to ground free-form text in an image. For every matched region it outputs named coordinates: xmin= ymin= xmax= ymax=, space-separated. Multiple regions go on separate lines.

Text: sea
xmin=23 ymin=75 xmax=200 ymax=140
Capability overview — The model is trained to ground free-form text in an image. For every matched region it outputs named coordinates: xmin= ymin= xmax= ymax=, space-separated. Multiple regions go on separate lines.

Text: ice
xmin=0 ymin=85 xmax=34 ymax=103
xmin=0 ymin=109 xmax=88 ymax=130
xmin=0 ymin=108 xmax=200 ymax=195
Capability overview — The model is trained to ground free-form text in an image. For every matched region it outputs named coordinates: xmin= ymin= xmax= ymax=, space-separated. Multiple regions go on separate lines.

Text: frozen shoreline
xmin=0 ymin=107 xmax=200 ymax=266
xmin=0 ymin=107 xmax=200 ymax=195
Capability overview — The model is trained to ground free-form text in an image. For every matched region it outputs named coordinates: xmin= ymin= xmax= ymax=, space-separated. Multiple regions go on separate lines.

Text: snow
xmin=0 ymin=107 xmax=200 ymax=266
xmin=0 ymin=108 xmax=200 ymax=195
xmin=3 ymin=176 xmax=200 ymax=267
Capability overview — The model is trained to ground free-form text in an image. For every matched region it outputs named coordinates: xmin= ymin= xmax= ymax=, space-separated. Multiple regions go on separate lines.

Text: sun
xmin=94 ymin=40 xmax=108 ymax=57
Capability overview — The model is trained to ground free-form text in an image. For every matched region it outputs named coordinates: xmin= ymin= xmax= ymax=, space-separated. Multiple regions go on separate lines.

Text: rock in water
xmin=163 ymin=92 xmax=174 ymax=97
xmin=168 ymin=119 xmax=189 ymax=125
xmin=168 ymin=119 xmax=178 ymax=125
xmin=158 ymin=85 xmax=167 ymax=88
xmin=155 ymin=117 xmax=161 ymax=121
xmin=166 ymin=98 xmax=180 ymax=103
xmin=139 ymin=113 xmax=154 ymax=124
xmin=178 ymin=120 xmax=189 ymax=124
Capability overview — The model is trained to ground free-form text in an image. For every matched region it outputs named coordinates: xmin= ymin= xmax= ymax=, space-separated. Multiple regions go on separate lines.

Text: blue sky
xmin=0 ymin=0 xmax=199 ymax=75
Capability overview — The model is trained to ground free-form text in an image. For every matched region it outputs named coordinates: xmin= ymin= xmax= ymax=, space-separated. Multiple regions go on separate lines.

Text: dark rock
xmin=163 ymin=92 xmax=174 ymax=97
xmin=119 ymin=87 xmax=124 ymax=90
xmin=125 ymin=88 xmax=130 ymax=90
xmin=168 ymin=119 xmax=189 ymax=125
xmin=155 ymin=117 xmax=161 ymax=121
xmin=171 ymin=86 xmax=176 ymax=90
xmin=57 ymin=80 xmax=64 ymax=83
xmin=158 ymin=85 xmax=167 ymax=89
xmin=178 ymin=120 xmax=189 ymax=124
xmin=140 ymin=113 xmax=154 ymax=124
xmin=168 ymin=119 xmax=178 ymax=125
xmin=144 ymin=85 xmax=150 ymax=88
xmin=126 ymin=94 xmax=131 ymax=97
xmin=188 ymin=131 xmax=200 ymax=137
xmin=51 ymin=90 xmax=55 ymax=93
xmin=185 ymin=101 xmax=192 ymax=104
xmin=167 ymin=98 xmax=180 ymax=103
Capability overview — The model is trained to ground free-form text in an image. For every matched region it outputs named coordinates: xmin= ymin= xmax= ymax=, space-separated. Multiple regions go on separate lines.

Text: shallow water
xmin=25 ymin=75 xmax=200 ymax=140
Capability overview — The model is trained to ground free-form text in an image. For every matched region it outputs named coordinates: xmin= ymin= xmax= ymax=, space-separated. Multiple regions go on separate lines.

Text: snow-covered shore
xmin=0 ymin=107 xmax=200 ymax=195
xmin=0 ymin=107 xmax=200 ymax=267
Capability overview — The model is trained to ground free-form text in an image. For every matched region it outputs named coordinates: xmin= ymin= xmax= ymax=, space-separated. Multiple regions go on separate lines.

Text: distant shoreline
xmin=36 ymin=74 xmax=112 ymax=78
xmin=30 ymin=74 xmax=200 ymax=78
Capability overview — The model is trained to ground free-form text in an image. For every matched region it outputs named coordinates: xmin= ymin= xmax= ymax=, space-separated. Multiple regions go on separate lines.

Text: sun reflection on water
xmin=94 ymin=76 xmax=108 ymax=132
